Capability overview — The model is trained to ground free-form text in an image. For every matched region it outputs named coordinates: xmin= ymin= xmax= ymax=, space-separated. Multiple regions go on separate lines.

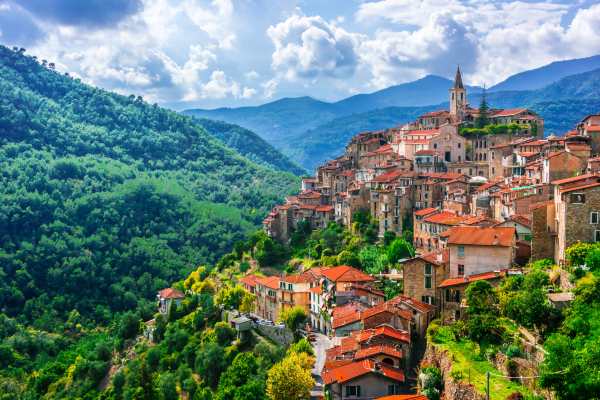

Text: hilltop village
xmin=230 ymin=67 xmax=600 ymax=399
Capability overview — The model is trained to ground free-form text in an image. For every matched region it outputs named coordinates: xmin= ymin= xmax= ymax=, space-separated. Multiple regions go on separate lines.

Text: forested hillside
xmin=195 ymin=118 xmax=305 ymax=175
xmin=0 ymin=45 xmax=299 ymax=327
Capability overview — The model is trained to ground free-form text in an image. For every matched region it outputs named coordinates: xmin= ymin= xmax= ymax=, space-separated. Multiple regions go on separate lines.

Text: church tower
xmin=449 ymin=66 xmax=466 ymax=120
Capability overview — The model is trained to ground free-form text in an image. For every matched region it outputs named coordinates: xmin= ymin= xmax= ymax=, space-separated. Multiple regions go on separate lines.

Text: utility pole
xmin=486 ymin=371 xmax=490 ymax=400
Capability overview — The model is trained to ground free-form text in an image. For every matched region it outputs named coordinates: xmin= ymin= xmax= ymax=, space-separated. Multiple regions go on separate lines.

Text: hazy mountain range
xmin=184 ymin=55 xmax=600 ymax=171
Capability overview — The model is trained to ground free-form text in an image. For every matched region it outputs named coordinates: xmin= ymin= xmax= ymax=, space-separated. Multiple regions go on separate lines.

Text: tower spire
xmin=454 ymin=65 xmax=464 ymax=89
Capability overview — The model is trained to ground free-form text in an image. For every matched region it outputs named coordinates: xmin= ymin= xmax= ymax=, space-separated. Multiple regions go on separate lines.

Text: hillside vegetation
xmin=0 ymin=45 xmax=299 ymax=327
xmin=195 ymin=118 xmax=305 ymax=175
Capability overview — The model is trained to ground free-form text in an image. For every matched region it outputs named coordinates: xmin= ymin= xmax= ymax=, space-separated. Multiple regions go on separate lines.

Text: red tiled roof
xmin=322 ymin=266 xmax=375 ymax=283
xmin=418 ymin=248 xmax=449 ymax=266
xmin=402 ymin=128 xmax=440 ymax=136
xmin=282 ymin=273 xmax=312 ymax=284
xmin=352 ymin=325 xmax=411 ymax=344
xmin=415 ymin=149 xmax=437 ymax=156
xmin=388 ymin=295 xmax=436 ymax=313
xmin=354 ymin=344 xmax=403 ymax=361
xmin=309 ymin=286 xmax=322 ymax=294
xmin=376 ymin=395 xmax=428 ymax=400
xmin=256 ymin=276 xmax=280 ymax=290
xmin=298 ymin=190 xmax=321 ymax=199
xmin=586 ymin=126 xmax=600 ymax=132
xmin=419 ymin=110 xmax=449 ymax=118
xmin=552 ymin=173 xmax=596 ymax=185
xmin=239 ymin=274 xmax=260 ymax=287
xmin=158 ymin=288 xmax=185 ymax=299
xmin=492 ymin=108 xmax=528 ymax=117
xmin=560 ymin=182 xmax=600 ymax=194
xmin=372 ymin=169 xmax=405 ymax=183
xmin=446 ymin=226 xmax=515 ymax=247
xmin=316 ymin=205 xmax=334 ymax=212
xmin=423 ymin=211 xmax=465 ymax=225
xmin=375 ymin=144 xmax=394 ymax=154
xmin=414 ymin=207 xmax=438 ymax=216
xmin=439 ymin=269 xmax=508 ymax=288
xmin=323 ymin=359 xmax=405 ymax=385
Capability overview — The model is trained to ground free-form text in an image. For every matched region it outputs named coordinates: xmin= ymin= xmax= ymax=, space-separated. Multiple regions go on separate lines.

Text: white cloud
xmin=354 ymin=0 xmax=600 ymax=88
xmin=267 ymin=13 xmax=361 ymax=80
xmin=245 ymin=70 xmax=260 ymax=80
xmin=183 ymin=0 xmax=236 ymax=49
xmin=262 ymin=78 xmax=278 ymax=98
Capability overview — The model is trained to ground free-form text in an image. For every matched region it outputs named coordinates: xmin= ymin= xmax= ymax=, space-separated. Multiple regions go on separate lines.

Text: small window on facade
xmin=570 ymin=193 xmax=585 ymax=204
xmin=591 ymin=212 xmax=599 ymax=224
xmin=345 ymin=385 xmax=361 ymax=397
xmin=424 ymin=263 xmax=432 ymax=289
xmin=458 ymin=264 xmax=465 ymax=276
xmin=458 ymin=246 xmax=465 ymax=258
xmin=288 ymin=283 xmax=293 ymax=290
xmin=595 ymin=230 xmax=600 ymax=242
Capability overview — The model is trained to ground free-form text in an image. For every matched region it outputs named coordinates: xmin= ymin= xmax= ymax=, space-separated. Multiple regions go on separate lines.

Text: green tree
xmin=475 ymin=87 xmax=489 ymax=129
xmin=266 ymin=352 xmax=314 ymax=400
xmin=279 ymin=306 xmax=307 ymax=340
xmin=214 ymin=321 xmax=236 ymax=346
xmin=387 ymin=238 xmax=414 ymax=264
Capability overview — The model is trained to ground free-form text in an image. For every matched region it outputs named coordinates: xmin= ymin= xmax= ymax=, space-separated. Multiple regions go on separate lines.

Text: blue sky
xmin=1 ymin=0 xmax=600 ymax=109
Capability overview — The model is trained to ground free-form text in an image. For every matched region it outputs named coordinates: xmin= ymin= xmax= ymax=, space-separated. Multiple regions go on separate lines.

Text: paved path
xmin=311 ymin=333 xmax=333 ymax=377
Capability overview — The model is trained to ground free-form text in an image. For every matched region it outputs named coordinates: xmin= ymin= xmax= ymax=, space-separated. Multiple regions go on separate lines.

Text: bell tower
xmin=449 ymin=66 xmax=466 ymax=120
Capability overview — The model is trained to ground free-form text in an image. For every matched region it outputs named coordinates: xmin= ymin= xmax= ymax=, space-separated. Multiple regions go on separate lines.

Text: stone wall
xmin=421 ymin=343 xmax=485 ymax=400
xmin=255 ymin=323 xmax=294 ymax=346
xmin=531 ymin=203 xmax=554 ymax=261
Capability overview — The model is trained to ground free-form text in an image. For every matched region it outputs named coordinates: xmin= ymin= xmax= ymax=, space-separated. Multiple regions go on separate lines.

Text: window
xmin=422 ymin=295 xmax=435 ymax=305
xmin=591 ymin=212 xmax=599 ymax=224
xmin=433 ymin=143 xmax=438 ymax=149
xmin=570 ymin=193 xmax=585 ymax=204
xmin=424 ymin=263 xmax=432 ymax=289
xmin=458 ymin=264 xmax=465 ymax=276
xmin=445 ymin=289 xmax=451 ymax=302
xmin=596 ymin=230 xmax=600 ymax=242
xmin=458 ymin=246 xmax=465 ymax=258
xmin=345 ymin=385 xmax=361 ymax=397
xmin=458 ymin=143 xmax=461 ymax=148
xmin=288 ymin=283 xmax=293 ymax=290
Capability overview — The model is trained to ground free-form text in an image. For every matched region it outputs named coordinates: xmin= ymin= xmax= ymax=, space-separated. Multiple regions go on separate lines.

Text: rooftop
xmin=439 ymin=270 xmax=508 ymax=288
xmin=322 ymin=265 xmax=375 ymax=283
xmin=446 ymin=226 xmax=515 ymax=247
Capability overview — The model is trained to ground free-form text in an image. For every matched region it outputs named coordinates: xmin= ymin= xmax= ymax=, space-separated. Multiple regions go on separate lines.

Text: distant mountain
xmin=196 ymin=118 xmax=306 ymax=175
xmin=333 ymin=75 xmax=481 ymax=114
xmin=183 ymin=62 xmax=600 ymax=170
xmin=489 ymin=55 xmax=600 ymax=92
xmin=284 ymin=105 xmax=438 ymax=171
xmin=183 ymin=75 xmax=479 ymax=153
xmin=183 ymin=96 xmax=338 ymax=149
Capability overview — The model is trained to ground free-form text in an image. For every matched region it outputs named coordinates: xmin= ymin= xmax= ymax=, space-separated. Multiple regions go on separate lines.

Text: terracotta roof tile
xmin=158 ymin=288 xmax=185 ymax=299
xmin=322 ymin=359 xmax=405 ymax=385
xmin=256 ymin=276 xmax=280 ymax=290
xmin=322 ymin=266 xmax=374 ymax=283
xmin=446 ymin=226 xmax=515 ymax=247
xmin=239 ymin=274 xmax=260 ymax=287
xmin=414 ymin=207 xmax=438 ymax=216
xmin=439 ymin=269 xmax=508 ymax=288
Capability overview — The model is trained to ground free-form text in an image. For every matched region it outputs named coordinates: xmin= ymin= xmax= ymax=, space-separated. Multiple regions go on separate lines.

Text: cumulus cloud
xmin=183 ymin=0 xmax=236 ymax=49
xmin=19 ymin=0 xmax=142 ymax=28
xmin=267 ymin=13 xmax=361 ymax=80
xmin=354 ymin=0 xmax=600 ymax=88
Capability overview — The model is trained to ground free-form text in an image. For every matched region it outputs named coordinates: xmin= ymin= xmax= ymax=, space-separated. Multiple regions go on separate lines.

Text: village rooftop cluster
xmin=238 ymin=68 xmax=599 ymax=399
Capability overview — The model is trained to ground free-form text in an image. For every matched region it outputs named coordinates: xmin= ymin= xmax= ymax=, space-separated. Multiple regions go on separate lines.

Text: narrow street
xmin=310 ymin=333 xmax=333 ymax=398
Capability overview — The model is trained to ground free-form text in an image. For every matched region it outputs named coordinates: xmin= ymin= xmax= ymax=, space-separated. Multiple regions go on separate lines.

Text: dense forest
xmin=194 ymin=119 xmax=305 ymax=175
xmin=0 ymin=45 xmax=299 ymax=328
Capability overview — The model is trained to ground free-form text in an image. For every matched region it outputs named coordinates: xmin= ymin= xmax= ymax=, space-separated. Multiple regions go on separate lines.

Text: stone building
xmin=552 ymin=174 xmax=600 ymax=264
xmin=401 ymin=249 xmax=449 ymax=307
